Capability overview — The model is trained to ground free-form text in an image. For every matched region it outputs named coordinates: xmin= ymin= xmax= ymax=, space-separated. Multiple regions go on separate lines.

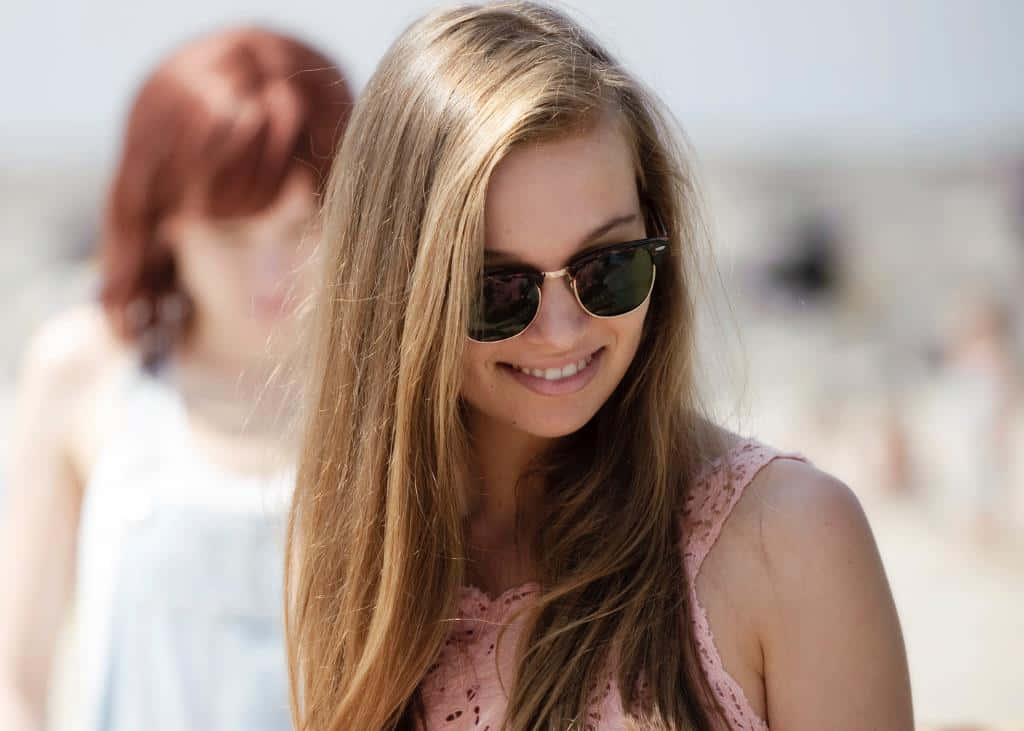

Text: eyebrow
xmin=484 ymin=212 xmax=640 ymax=265
xmin=581 ymin=213 xmax=639 ymax=246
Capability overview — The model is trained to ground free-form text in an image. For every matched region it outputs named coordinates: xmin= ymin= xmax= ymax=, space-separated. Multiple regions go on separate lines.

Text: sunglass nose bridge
xmin=542 ymin=267 xmax=569 ymax=279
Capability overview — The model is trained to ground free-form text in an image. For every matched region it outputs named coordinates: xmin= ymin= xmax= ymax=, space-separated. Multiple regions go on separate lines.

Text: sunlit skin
xmin=462 ymin=119 xmax=649 ymax=443
xmin=164 ymin=169 xmax=318 ymax=371
xmin=460 ymin=118 xmax=649 ymax=589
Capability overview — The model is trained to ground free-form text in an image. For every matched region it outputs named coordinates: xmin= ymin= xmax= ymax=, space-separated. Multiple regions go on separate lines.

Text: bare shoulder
xmin=744 ymin=457 xmax=867 ymax=557
xmin=731 ymin=456 xmax=883 ymax=625
xmin=738 ymin=456 xmax=913 ymax=728
xmin=689 ymin=426 xmax=853 ymax=537
xmin=20 ymin=302 xmax=127 ymax=392
xmin=16 ymin=304 xmax=134 ymax=470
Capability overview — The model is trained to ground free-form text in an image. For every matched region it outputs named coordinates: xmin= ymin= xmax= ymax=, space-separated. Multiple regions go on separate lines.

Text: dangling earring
xmin=153 ymin=290 xmax=193 ymax=355
xmin=158 ymin=291 xmax=191 ymax=329
xmin=138 ymin=290 xmax=193 ymax=369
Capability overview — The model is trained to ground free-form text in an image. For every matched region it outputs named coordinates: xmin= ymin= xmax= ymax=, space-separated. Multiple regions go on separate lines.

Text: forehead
xmin=484 ymin=119 xmax=641 ymax=265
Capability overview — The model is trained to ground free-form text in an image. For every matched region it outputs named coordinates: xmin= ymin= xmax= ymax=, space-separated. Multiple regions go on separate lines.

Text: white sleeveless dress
xmin=74 ymin=359 xmax=294 ymax=730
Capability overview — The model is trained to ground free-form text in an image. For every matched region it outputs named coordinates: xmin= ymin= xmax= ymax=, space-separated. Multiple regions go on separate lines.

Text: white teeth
xmin=513 ymin=353 xmax=597 ymax=381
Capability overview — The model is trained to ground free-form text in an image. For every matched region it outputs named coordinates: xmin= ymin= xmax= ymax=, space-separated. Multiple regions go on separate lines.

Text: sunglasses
xmin=468 ymin=236 xmax=669 ymax=343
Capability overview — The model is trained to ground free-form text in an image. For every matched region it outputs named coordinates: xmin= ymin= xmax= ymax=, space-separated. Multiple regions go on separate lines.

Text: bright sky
xmin=2 ymin=0 xmax=1022 ymax=168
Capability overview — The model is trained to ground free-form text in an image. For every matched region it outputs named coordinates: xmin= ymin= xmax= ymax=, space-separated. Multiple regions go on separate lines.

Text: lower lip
xmin=499 ymin=348 xmax=604 ymax=396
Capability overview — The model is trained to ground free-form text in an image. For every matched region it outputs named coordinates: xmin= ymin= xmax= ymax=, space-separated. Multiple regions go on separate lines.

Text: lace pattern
xmin=681 ymin=441 xmax=805 ymax=731
xmin=418 ymin=440 xmax=802 ymax=730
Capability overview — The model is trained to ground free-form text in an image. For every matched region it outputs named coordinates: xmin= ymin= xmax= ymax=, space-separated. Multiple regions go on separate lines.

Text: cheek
xmin=598 ymin=299 xmax=649 ymax=365
xmin=460 ymin=343 xmax=491 ymax=399
xmin=460 ymin=343 xmax=520 ymax=422
xmin=619 ymin=301 xmax=650 ymax=348
xmin=175 ymin=244 xmax=248 ymax=307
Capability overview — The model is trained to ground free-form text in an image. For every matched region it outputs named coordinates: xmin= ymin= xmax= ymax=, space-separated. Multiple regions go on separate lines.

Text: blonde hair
xmin=287 ymin=3 xmax=722 ymax=728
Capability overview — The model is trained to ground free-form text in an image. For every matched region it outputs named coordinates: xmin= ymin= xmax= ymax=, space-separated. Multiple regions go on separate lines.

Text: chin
xmin=511 ymin=401 xmax=603 ymax=440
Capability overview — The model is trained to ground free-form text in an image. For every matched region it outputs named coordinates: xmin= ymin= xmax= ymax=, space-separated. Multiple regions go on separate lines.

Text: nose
xmin=526 ymin=274 xmax=588 ymax=348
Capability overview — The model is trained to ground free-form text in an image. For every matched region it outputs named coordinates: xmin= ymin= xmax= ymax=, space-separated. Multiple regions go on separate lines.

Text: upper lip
xmin=501 ymin=347 xmax=602 ymax=370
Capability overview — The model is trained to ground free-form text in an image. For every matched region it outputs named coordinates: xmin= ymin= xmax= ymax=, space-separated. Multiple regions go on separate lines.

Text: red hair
xmin=100 ymin=26 xmax=353 ymax=344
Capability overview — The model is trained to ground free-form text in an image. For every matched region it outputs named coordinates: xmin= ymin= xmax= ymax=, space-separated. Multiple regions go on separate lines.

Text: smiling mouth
xmin=500 ymin=348 xmax=601 ymax=382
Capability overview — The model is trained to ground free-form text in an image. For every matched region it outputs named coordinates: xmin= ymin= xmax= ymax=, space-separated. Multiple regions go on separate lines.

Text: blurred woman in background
xmin=0 ymin=27 xmax=351 ymax=731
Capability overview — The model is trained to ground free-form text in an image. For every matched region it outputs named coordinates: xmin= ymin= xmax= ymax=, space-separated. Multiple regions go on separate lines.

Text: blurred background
xmin=2 ymin=0 xmax=1022 ymax=728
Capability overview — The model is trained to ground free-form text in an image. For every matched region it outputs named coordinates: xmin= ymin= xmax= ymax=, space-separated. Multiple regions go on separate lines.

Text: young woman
xmin=287 ymin=3 xmax=913 ymax=729
xmin=0 ymin=28 xmax=352 ymax=731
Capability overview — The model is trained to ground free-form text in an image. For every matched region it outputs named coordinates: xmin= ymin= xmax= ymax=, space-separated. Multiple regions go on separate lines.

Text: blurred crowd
xmin=702 ymin=158 xmax=1024 ymax=545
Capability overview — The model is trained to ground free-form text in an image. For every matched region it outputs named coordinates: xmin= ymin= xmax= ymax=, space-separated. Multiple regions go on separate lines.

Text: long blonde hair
xmin=287 ymin=3 xmax=722 ymax=728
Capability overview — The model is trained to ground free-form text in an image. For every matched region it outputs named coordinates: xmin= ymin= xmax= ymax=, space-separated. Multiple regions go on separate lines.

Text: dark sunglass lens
xmin=469 ymin=273 xmax=540 ymax=341
xmin=574 ymin=247 xmax=655 ymax=317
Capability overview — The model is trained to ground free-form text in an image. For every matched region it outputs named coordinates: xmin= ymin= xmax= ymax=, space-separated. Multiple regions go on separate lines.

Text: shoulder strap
xmin=678 ymin=440 xmax=807 ymax=731
xmin=682 ymin=440 xmax=806 ymax=577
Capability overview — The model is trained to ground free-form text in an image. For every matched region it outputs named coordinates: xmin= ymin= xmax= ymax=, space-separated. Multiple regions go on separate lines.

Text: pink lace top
xmin=418 ymin=440 xmax=804 ymax=730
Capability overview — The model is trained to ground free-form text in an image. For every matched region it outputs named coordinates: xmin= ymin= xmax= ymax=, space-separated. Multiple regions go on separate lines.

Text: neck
xmin=179 ymin=315 xmax=290 ymax=382
xmin=464 ymin=409 xmax=554 ymax=590
xmin=173 ymin=323 xmax=299 ymax=437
